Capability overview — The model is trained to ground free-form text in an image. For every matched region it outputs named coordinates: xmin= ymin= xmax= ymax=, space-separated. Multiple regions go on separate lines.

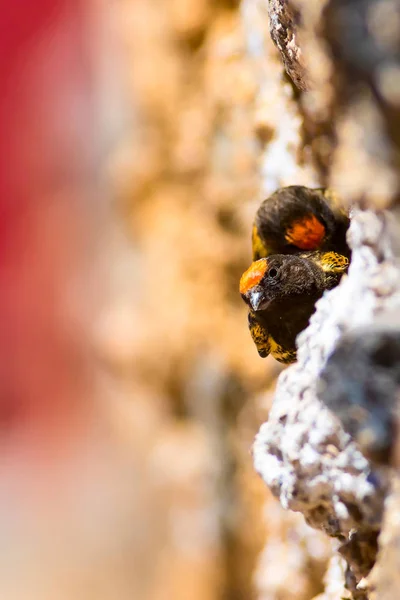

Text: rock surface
xmin=250 ymin=0 xmax=400 ymax=597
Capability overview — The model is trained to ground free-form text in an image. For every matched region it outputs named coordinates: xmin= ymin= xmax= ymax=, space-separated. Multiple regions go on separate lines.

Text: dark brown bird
xmin=240 ymin=252 xmax=349 ymax=363
xmin=252 ymin=186 xmax=350 ymax=261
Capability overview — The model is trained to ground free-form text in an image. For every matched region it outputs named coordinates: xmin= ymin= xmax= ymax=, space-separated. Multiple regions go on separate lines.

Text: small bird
xmin=252 ymin=186 xmax=350 ymax=261
xmin=240 ymin=252 xmax=349 ymax=363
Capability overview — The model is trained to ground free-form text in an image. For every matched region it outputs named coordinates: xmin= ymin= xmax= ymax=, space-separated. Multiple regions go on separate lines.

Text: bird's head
xmin=239 ymin=255 xmax=322 ymax=311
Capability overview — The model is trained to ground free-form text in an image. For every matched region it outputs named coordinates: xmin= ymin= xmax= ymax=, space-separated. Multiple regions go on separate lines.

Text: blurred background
xmin=0 ymin=1 xmax=332 ymax=599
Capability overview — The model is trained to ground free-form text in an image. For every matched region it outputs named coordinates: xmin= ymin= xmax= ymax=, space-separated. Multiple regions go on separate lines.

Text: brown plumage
xmin=241 ymin=185 xmax=351 ymax=363
xmin=252 ymin=186 xmax=350 ymax=261
xmin=240 ymin=252 xmax=349 ymax=363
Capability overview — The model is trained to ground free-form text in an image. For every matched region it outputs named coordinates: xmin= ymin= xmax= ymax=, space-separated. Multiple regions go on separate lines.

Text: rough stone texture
xmin=248 ymin=1 xmax=400 ymax=597
xmin=369 ymin=475 xmax=400 ymax=599
xmin=267 ymin=0 xmax=308 ymax=90
xmin=324 ymin=0 xmax=400 ymax=207
xmin=262 ymin=0 xmax=400 ymax=203
xmin=295 ymin=0 xmax=400 ymax=205
xmin=255 ymin=506 xmax=332 ymax=600
xmin=253 ymin=208 xmax=400 ymax=596
xmin=318 ymin=327 xmax=400 ymax=464
xmin=312 ymin=555 xmax=353 ymax=600
xmin=323 ymin=0 xmax=400 ymax=154
xmin=241 ymin=0 xmax=318 ymax=194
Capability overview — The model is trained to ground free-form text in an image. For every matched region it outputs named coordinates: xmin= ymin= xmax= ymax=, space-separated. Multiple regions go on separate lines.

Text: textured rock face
xmin=253 ymin=210 xmax=400 ymax=594
xmin=267 ymin=0 xmax=308 ymax=90
xmin=249 ymin=0 xmax=400 ymax=598
xmin=369 ymin=476 xmax=400 ymax=600
xmin=323 ymin=0 xmax=400 ymax=154
xmin=318 ymin=327 xmax=400 ymax=464
xmin=265 ymin=0 xmax=400 ymax=205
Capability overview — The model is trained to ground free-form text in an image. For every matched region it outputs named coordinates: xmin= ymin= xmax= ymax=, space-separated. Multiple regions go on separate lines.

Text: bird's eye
xmin=268 ymin=268 xmax=278 ymax=278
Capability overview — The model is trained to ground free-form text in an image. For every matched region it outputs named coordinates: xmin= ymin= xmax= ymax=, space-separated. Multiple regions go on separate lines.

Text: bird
xmin=252 ymin=186 xmax=350 ymax=261
xmin=240 ymin=251 xmax=349 ymax=363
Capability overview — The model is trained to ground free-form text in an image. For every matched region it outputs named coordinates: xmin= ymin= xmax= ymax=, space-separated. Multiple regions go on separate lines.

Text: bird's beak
xmin=249 ymin=290 xmax=264 ymax=311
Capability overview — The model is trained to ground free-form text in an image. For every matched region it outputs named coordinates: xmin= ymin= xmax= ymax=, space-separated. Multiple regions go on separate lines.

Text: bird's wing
xmin=248 ymin=310 xmax=271 ymax=358
xmin=318 ymin=251 xmax=349 ymax=274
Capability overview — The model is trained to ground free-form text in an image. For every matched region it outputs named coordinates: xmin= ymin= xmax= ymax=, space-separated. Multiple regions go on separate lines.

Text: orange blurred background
xmin=0 ymin=2 xmax=321 ymax=599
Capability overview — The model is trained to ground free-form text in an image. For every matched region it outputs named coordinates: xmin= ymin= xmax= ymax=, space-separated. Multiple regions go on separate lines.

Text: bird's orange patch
xmin=239 ymin=260 xmax=268 ymax=294
xmin=285 ymin=215 xmax=326 ymax=250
